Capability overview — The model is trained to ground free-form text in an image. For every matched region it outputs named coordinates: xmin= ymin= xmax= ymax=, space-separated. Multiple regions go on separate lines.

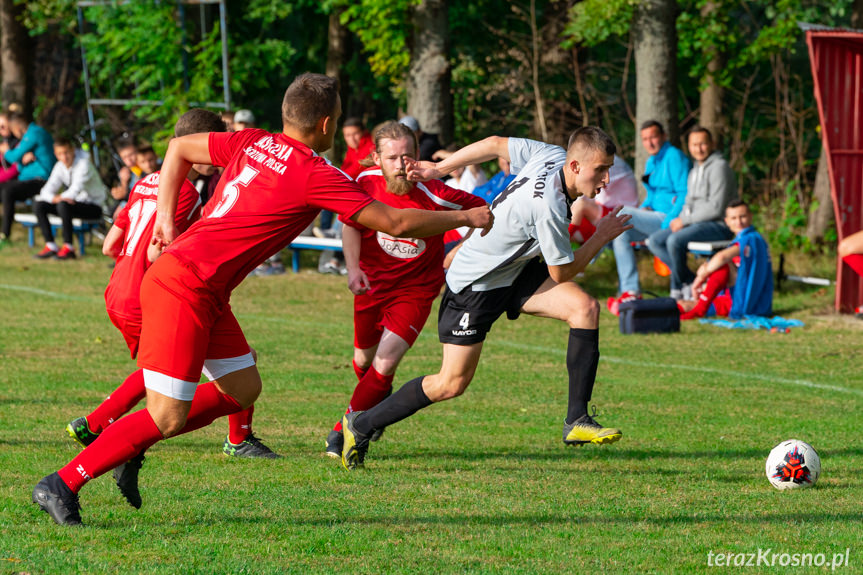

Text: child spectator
xmin=678 ymin=200 xmax=772 ymax=319
xmin=135 ymin=145 xmax=160 ymax=176
xmin=0 ymin=112 xmax=56 ymax=246
xmin=108 ymin=138 xmax=140 ymax=210
xmin=32 ymin=137 xmax=107 ymax=259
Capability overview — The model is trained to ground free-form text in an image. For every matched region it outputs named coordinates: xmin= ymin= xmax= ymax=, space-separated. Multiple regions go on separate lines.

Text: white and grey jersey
xmin=446 ymin=138 xmax=575 ymax=294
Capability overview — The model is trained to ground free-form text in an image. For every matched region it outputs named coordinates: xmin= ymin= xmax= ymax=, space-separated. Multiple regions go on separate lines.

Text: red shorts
xmin=712 ymin=293 xmax=733 ymax=317
xmin=353 ymin=290 xmax=435 ymax=350
xmin=106 ymin=310 xmax=142 ymax=358
xmin=137 ymin=254 xmax=249 ymax=382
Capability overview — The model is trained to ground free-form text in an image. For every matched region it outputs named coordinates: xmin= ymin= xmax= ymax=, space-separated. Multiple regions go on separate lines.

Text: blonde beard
xmin=384 ymin=173 xmax=414 ymax=196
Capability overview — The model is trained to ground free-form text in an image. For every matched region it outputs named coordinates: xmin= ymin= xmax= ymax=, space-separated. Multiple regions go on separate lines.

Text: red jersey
xmin=341 ymin=169 xmax=486 ymax=296
xmin=104 ymin=172 xmax=202 ymax=323
xmin=340 ymin=134 xmax=375 ymax=180
xmin=164 ymin=129 xmax=373 ymax=301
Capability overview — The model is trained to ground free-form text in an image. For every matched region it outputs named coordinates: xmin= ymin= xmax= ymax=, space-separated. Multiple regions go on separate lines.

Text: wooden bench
xmin=686 ymin=239 xmax=733 ymax=257
xmin=13 ymin=213 xmax=102 ymax=256
xmin=287 ymin=236 xmax=343 ymax=273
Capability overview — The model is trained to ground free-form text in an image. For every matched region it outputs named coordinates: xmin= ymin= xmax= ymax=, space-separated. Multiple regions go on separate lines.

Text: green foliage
xmin=766 ymin=181 xmax=814 ymax=253
xmin=563 ymin=0 xmax=637 ymax=47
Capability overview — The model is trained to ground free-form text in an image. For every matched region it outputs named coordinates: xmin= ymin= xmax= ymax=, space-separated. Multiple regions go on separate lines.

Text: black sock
xmin=354 ymin=376 xmax=433 ymax=436
xmin=565 ymin=328 xmax=599 ymax=424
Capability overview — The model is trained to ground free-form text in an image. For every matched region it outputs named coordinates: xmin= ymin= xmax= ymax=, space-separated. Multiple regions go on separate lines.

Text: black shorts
xmin=438 ymin=257 xmax=550 ymax=345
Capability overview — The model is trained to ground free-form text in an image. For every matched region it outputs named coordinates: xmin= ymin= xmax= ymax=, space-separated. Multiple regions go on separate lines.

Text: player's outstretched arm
xmin=405 ymin=136 xmax=509 ymax=182
xmin=152 ymin=133 xmax=211 ymax=251
xmin=548 ymin=206 xmax=633 ymax=283
xmin=352 ymin=200 xmax=493 ymax=239
xmin=342 ymin=224 xmax=370 ymax=295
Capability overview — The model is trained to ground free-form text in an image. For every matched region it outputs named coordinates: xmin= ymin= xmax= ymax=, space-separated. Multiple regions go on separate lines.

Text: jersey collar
xmin=558 ymin=166 xmax=575 ymax=220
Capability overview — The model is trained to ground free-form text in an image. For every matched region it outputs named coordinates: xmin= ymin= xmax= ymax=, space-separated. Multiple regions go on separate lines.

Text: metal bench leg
xmin=292 ymin=250 xmax=301 ymax=273
xmin=27 ymin=225 xmax=35 ymax=247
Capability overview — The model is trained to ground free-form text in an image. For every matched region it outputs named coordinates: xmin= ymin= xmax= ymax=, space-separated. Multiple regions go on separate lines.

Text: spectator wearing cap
xmin=233 ymin=109 xmax=256 ymax=131
xmin=399 ymin=115 xmax=442 ymax=161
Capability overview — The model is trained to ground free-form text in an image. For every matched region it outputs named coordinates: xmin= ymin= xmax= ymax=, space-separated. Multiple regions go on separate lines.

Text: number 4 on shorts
xmin=459 ymin=312 xmax=470 ymax=330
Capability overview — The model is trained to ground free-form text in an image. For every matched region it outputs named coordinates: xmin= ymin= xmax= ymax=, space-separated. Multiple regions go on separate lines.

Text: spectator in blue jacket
xmin=608 ymin=120 xmax=689 ymax=307
xmin=471 ymin=157 xmax=514 ymax=203
xmin=0 ymin=112 xmax=55 ymax=245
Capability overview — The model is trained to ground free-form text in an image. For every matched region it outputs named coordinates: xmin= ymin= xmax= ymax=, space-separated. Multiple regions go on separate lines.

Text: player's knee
xmin=371 ymin=356 xmax=399 ymax=376
xmin=567 ymin=295 xmax=599 ymax=328
xmin=154 ymin=413 xmax=188 ymax=438
xmin=425 ymin=373 xmax=472 ymax=401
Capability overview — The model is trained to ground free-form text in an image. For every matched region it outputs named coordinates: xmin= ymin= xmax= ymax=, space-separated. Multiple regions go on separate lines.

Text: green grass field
xmin=0 ymin=236 xmax=861 ymax=574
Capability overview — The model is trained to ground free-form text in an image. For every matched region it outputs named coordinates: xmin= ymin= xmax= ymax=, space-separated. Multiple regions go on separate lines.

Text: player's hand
xmin=593 ymin=206 xmax=633 ymax=243
xmin=21 ymin=152 xmax=35 ymax=165
xmin=151 ymin=213 xmax=178 ymax=255
xmin=347 ymin=268 xmax=370 ymax=295
xmin=465 ymin=205 xmax=494 ymax=237
xmin=147 ymin=240 xmax=163 ymax=263
xmin=119 ymin=166 xmax=131 ymax=185
xmin=404 ymin=157 xmax=443 ymax=182
xmin=669 ymin=218 xmax=685 ymax=233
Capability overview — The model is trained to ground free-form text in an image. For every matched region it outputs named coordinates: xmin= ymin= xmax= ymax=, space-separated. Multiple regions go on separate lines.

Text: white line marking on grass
xmin=496 ymin=340 xmax=863 ymax=398
xmin=0 ymin=283 xmax=101 ymax=303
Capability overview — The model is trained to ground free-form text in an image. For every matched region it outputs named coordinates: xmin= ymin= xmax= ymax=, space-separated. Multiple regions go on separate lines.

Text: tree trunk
xmin=326 ymin=8 xmax=350 ymax=161
xmin=406 ymin=0 xmax=452 ymax=145
xmin=806 ymin=144 xmax=834 ymax=244
xmin=0 ymin=0 xmax=33 ymax=116
xmin=632 ymin=0 xmax=678 ymax=200
xmin=698 ymin=2 xmax=726 ymax=148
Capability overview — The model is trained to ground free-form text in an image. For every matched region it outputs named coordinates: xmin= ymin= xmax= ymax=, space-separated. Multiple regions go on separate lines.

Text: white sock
xmin=46 ymin=242 xmax=58 ymax=251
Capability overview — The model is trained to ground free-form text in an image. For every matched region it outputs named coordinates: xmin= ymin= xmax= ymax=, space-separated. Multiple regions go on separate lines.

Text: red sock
xmin=228 ymin=405 xmax=254 ymax=444
xmin=843 ymin=254 xmax=863 ymax=277
xmin=58 ymin=408 xmax=162 ymax=493
xmin=87 ymin=369 xmax=146 ymax=433
xmin=352 ymin=359 xmax=369 ymax=382
xmin=348 ymin=366 xmax=394 ymax=413
xmin=57 ymin=382 xmax=243 ymax=493
xmin=681 ymin=265 xmax=730 ymax=320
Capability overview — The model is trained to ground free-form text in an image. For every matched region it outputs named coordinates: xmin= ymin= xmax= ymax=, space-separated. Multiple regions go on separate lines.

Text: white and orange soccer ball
xmin=765 ymin=439 xmax=821 ymax=490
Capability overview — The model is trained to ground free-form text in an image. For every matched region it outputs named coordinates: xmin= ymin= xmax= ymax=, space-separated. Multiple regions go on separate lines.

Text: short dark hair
xmin=567 ymin=126 xmax=616 ymax=156
xmin=174 ymin=108 xmax=227 ymax=138
xmin=281 ymin=73 xmax=340 ymax=133
xmin=8 ymin=111 xmax=30 ymax=126
xmin=688 ymin=125 xmax=713 ymax=143
xmin=53 ymin=136 xmax=74 ymax=150
xmin=726 ymin=199 xmax=748 ymax=211
xmin=115 ymin=137 xmax=137 ymax=153
xmin=343 ymin=117 xmax=365 ymax=130
xmin=640 ymin=120 xmax=665 ymax=135
xmin=136 ymin=145 xmax=156 ymax=157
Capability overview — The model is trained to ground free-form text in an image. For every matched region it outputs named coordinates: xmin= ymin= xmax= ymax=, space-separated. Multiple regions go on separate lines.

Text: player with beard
xmin=341 ymin=127 xmax=633 ymax=470
xmin=324 ymin=121 xmax=487 ymax=457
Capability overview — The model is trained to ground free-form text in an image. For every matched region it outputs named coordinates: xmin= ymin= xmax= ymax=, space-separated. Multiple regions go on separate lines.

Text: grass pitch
xmin=0 ymin=236 xmax=860 ymax=574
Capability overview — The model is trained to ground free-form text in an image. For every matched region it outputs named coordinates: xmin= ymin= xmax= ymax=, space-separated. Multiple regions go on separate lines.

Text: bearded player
xmin=31 ymin=73 xmax=492 ymax=526
xmin=341 ymin=127 xmax=632 ymax=469
xmin=324 ymin=121 xmax=487 ymax=457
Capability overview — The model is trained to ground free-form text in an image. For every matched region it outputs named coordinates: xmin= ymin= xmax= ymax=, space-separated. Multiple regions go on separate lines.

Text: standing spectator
xmin=607 ymin=120 xmax=690 ymax=311
xmin=232 ymin=109 xmax=255 ymax=131
xmin=135 ymin=145 xmax=160 ymax=176
xmin=399 ymin=115 xmax=442 ymax=161
xmin=0 ymin=112 xmax=56 ymax=246
xmin=323 ymin=121 xmax=487 ymax=457
xmin=569 ymin=154 xmax=638 ymax=243
xmin=648 ymin=126 xmax=737 ymax=299
xmin=32 ymin=137 xmax=107 ymax=259
xmin=108 ymin=138 xmax=141 ymax=216
xmin=0 ymin=111 xmax=21 ymax=184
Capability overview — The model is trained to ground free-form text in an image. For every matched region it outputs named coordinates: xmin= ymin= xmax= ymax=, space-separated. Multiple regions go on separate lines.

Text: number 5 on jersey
xmin=209 ymin=165 xmax=259 ymax=219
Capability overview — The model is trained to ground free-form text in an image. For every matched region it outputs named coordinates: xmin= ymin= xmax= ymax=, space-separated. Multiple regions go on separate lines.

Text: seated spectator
xmin=233 ymin=109 xmax=255 ymax=131
xmin=399 ymin=115 xmax=442 ymax=161
xmin=108 ymin=138 xmax=140 ymax=213
xmin=0 ymin=111 xmax=21 ymax=184
xmin=608 ymin=120 xmax=690 ymax=310
xmin=437 ymin=145 xmax=487 ymax=193
xmin=570 ymin=154 xmax=638 ymax=243
xmin=0 ymin=112 xmax=56 ymax=246
xmin=678 ymin=200 xmax=772 ymax=319
xmin=471 ymin=157 xmax=514 ymax=204
xmin=135 ymin=145 xmax=160 ymax=176
xmin=648 ymin=126 xmax=737 ymax=299
xmin=838 ymin=229 xmax=863 ymax=317
xmin=32 ymin=137 xmax=107 ymax=260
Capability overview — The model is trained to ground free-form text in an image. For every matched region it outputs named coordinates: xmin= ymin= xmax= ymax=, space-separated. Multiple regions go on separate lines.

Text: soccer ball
xmin=765 ymin=439 xmax=821 ymax=490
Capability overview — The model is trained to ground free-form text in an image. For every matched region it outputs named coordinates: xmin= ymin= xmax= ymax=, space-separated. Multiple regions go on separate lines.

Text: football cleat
xmin=341 ymin=412 xmax=370 ymax=470
xmin=223 ymin=433 xmax=281 ymax=459
xmin=34 ymin=246 xmax=57 ymax=259
xmin=325 ymin=429 xmax=343 ymax=458
xmin=55 ymin=245 xmax=77 ymax=260
xmin=66 ymin=416 xmax=100 ymax=448
xmin=113 ymin=452 xmax=145 ymax=509
xmin=370 ymin=426 xmax=386 ymax=442
xmin=563 ymin=407 xmax=622 ymax=446
xmin=32 ymin=473 xmax=82 ymax=526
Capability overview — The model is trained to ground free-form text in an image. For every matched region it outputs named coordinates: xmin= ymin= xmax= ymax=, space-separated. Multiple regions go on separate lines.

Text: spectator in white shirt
xmin=32 ymin=137 xmax=107 ymax=260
